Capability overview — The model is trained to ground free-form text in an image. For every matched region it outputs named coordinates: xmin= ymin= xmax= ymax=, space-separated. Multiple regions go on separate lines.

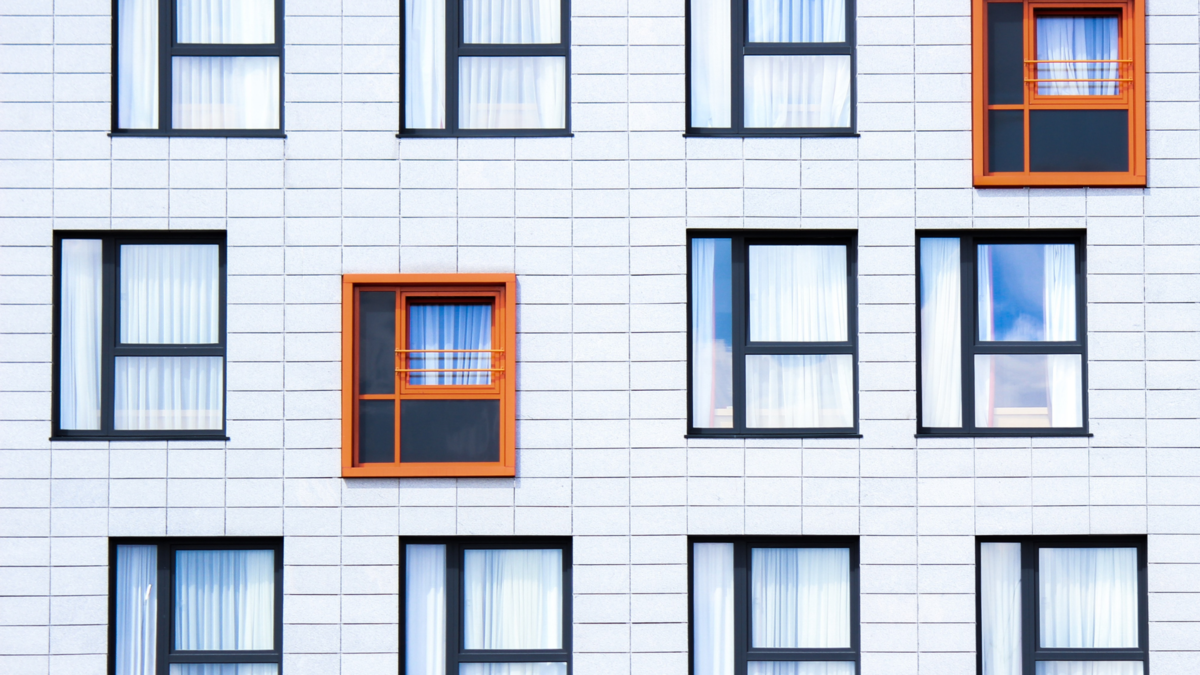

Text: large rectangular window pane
xmin=746 ymin=354 xmax=853 ymax=428
xmin=751 ymin=548 xmax=850 ymax=649
xmin=744 ymin=55 xmax=851 ymax=128
xmin=463 ymin=549 xmax=562 ymax=650
xmin=120 ymin=245 xmax=220 ymax=345
xmin=974 ymin=354 xmax=1082 ymax=428
xmin=690 ymin=0 xmax=731 ymax=127
xmin=693 ymin=543 xmax=734 ymax=675
xmin=409 ymin=304 xmax=493 ymax=385
xmin=406 ymin=545 xmax=447 ymax=675
xmin=749 ymin=245 xmax=847 ymax=342
xmin=169 ymin=666 xmax=278 ymax=675
xmin=1035 ymin=663 xmax=1143 ymax=675
xmin=115 ymin=356 xmax=224 ymax=430
xmin=919 ymin=238 xmax=962 ymax=428
xmin=747 ymin=664 xmax=855 ymax=675
xmin=176 ymin=0 xmax=274 ymax=43
xmin=459 ymin=57 xmax=565 ymax=129
xmin=175 ymin=550 xmax=274 ymax=650
xmin=747 ymin=0 xmax=845 ymax=43
xmin=1029 ymin=110 xmax=1129 ymax=173
xmin=1036 ymin=17 xmax=1119 ymax=96
xmin=406 ymin=0 xmax=446 ymax=128
xmin=400 ymin=400 xmax=499 ymax=463
xmin=692 ymin=239 xmax=733 ymax=428
xmin=980 ymin=542 xmax=1022 ymax=675
xmin=359 ymin=292 xmax=396 ymax=395
xmin=1039 ymin=548 xmax=1138 ymax=649
xmin=172 ymin=57 xmax=280 ymax=129
xmin=460 ymin=665 xmax=567 ymax=675
xmin=116 ymin=545 xmax=158 ymax=675
xmin=61 ymin=240 xmax=104 ymax=430
xmin=463 ymin=0 xmax=560 ymax=43
xmin=118 ymin=0 xmax=159 ymax=128
xmin=978 ymin=244 xmax=1076 ymax=342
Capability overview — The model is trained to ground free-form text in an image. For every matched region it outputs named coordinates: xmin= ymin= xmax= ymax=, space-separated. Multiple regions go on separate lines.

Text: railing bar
xmin=396 ymin=349 xmax=504 ymax=353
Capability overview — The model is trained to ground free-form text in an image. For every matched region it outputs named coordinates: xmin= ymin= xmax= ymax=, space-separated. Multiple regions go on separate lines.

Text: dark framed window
xmin=686 ymin=0 xmax=857 ymax=136
xmin=53 ymin=232 xmax=227 ymax=440
xmin=108 ymin=538 xmax=284 ymax=675
xmin=402 ymin=538 xmax=572 ymax=675
xmin=689 ymin=537 xmax=860 ymax=675
xmin=977 ymin=536 xmax=1148 ymax=675
xmin=687 ymin=231 xmax=859 ymax=437
xmin=400 ymin=0 xmax=572 ymax=137
xmin=916 ymin=231 xmax=1088 ymax=436
xmin=112 ymin=0 xmax=285 ymax=136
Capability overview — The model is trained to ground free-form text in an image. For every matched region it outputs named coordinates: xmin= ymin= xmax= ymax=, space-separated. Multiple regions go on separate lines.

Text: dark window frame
xmin=915 ymin=230 xmax=1089 ymax=437
xmin=52 ymin=231 xmax=228 ymax=441
xmin=684 ymin=0 xmax=858 ymax=137
xmin=400 ymin=537 xmax=573 ymax=675
xmin=398 ymin=0 xmax=573 ymax=138
xmin=107 ymin=537 xmax=285 ymax=675
xmin=110 ymin=0 xmax=286 ymax=137
xmin=688 ymin=536 xmax=861 ymax=675
xmin=686 ymin=230 xmax=860 ymax=438
xmin=974 ymin=535 xmax=1149 ymax=675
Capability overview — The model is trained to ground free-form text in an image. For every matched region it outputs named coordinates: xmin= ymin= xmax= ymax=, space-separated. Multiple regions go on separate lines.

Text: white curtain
xmin=406 ymin=0 xmax=446 ymax=128
xmin=121 ymin=245 xmax=219 ymax=345
xmin=460 ymin=665 xmax=567 ymax=675
xmin=169 ymin=666 xmax=278 ymax=675
xmin=118 ymin=0 xmax=158 ymax=128
xmin=980 ymin=542 xmax=1022 ymax=675
xmin=690 ymin=0 xmax=731 ymax=127
xmin=60 ymin=239 xmax=103 ymax=430
xmin=1036 ymin=17 xmax=1119 ymax=96
xmin=463 ymin=0 xmax=559 ymax=43
xmin=746 ymin=355 xmax=853 ymax=428
xmin=115 ymin=356 xmax=224 ymax=430
xmin=116 ymin=545 xmax=157 ymax=675
xmin=1039 ymin=548 xmax=1139 ymax=649
xmin=1045 ymin=245 xmax=1082 ymax=427
xmin=174 ymin=549 xmax=274 ymax=651
xmin=463 ymin=549 xmax=562 ymax=650
xmin=747 ymin=664 xmax=855 ymax=675
xmin=409 ymin=304 xmax=493 ymax=385
xmin=693 ymin=543 xmax=735 ymax=675
xmin=744 ymin=56 xmax=851 ymax=128
xmin=748 ymin=0 xmax=845 ymax=42
xmin=1035 ymin=663 xmax=1143 ymax=675
xmin=751 ymin=548 xmax=850 ymax=649
xmin=459 ymin=57 xmax=566 ymax=129
xmin=978 ymin=245 xmax=995 ymax=341
xmin=692 ymin=239 xmax=733 ymax=428
xmin=919 ymin=238 xmax=962 ymax=428
xmin=749 ymin=245 xmax=847 ymax=342
xmin=172 ymin=57 xmax=280 ymax=129
xmin=177 ymin=0 xmax=273 ymax=43
xmin=406 ymin=544 xmax=446 ymax=675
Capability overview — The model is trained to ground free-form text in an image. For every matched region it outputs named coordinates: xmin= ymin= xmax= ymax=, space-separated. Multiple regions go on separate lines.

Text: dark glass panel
xmin=1029 ymin=110 xmax=1128 ymax=172
xmin=359 ymin=291 xmax=395 ymax=395
xmin=358 ymin=399 xmax=395 ymax=463
xmin=400 ymin=400 xmax=500 ymax=463
xmin=988 ymin=3 xmax=1025 ymax=105
xmin=989 ymin=109 xmax=1025 ymax=172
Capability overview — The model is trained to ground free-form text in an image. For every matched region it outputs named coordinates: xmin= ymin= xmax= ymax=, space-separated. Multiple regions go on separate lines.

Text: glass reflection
xmin=975 ymin=354 xmax=1082 ymax=428
xmin=978 ymin=244 xmax=1075 ymax=342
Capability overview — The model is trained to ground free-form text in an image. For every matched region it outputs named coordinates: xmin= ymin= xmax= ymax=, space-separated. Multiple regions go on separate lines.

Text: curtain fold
xmin=746 ymin=354 xmax=853 ymax=428
xmin=463 ymin=0 xmax=560 ymax=43
xmin=689 ymin=0 xmax=732 ymax=127
xmin=176 ymin=0 xmax=274 ymax=43
xmin=121 ymin=245 xmax=220 ymax=345
xmin=691 ymin=239 xmax=733 ymax=428
xmin=174 ymin=549 xmax=274 ymax=651
xmin=459 ymin=665 xmax=567 ymax=675
xmin=406 ymin=0 xmax=446 ymax=128
xmin=747 ymin=664 xmax=855 ymax=675
xmin=1036 ymin=17 xmax=1119 ymax=96
xmin=980 ymin=542 xmax=1022 ymax=675
xmin=459 ymin=56 xmax=566 ymax=129
xmin=172 ymin=56 xmax=280 ymax=129
xmin=749 ymin=245 xmax=847 ymax=342
xmin=61 ymin=239 xmax=103 ymax=430
xmin=116 ymin=545 xmax=158 ymax=675
xmin=409 ymin=304 xmax=493 ymax=385
xmin=750 ymin=548 xmax=850 ymax=649
xmin=1045 ymin=245 xmax=1081 ymax=427
xmin=747 ymin=0 xmax=845 ymax=43
xmin=169 ymin=666 xmax=278 ymax=675
xmin=406 ymin=544 xmax=447 ymax=675
xmin=1035 ymin=663 xmax=1143 ymax=675
xmin=1039 ymin=547 xmax=1139 ymax=649
xmin=744 ymin=55 xmax=851 ymax=128
xmin=118 ymin=0 xmax=159 ymax=128
xmin=463 ymin=549 xmax=562 ymax=650
xmin=115 ymin=356 xmax=224 ymax=430
xmin=919 ymin=238 xmax=962 ymax=427
xmin=693 ymin=543 xmax=735 ymax=675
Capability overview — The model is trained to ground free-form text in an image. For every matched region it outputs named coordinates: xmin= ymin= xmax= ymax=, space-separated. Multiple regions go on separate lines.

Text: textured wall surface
xmin=3 ymin=0 xmax=1200 ymax=674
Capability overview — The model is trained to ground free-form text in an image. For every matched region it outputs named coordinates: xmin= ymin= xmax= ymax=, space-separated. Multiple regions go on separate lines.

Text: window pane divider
xmin=455 ymin=45 xmax=566 ymax=57
xmin=169 ymin=44 xmax=282 ymax=57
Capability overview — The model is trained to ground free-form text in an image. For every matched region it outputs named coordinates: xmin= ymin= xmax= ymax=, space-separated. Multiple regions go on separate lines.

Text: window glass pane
xmin=693 ymin=543 xmax=734 ymax=675
xmin=980 ymin=542 xmax=1022 ymax=675
xmin=406 ymin=0 xmax=446 ymax=129
xmin=747 ymin=0 xmax=846 ymax=43
xmin=169 ymin=667 xmax=279 ymax=675
xmin=750 ymin=548 xmax=850 ymax=649
xmin=172 ymin=57 xmax=280 ymax=129
xmin=749 ymin=245 xmax=847 ymax=342
xmin=175 ymin=550 xmax=274 ymax=650
xmin=692 ymin=239 xmax=733 ymax=429
xmin=746 ymin=354 xmax=853 ymax=428
xmin=118 ymin=0 xmax=159 ymax=128
xmin=1039 ymin=548 xmax=1138 ymax=649
xmin=401 ymin=400 xmax=500 ymax=463
xmin=408 ymin=304 xmax=493 ymax=385
xmin=120 ymin=245 xmax=220 ymax=345
xmin=116 ymin=545 xmax=158 ymax=675
xmin=359 ymin=291 xmax=396 ymax=395
xmin=744 ymin=55 xmax=851 ymax=128
xmin=747 ymin=663 xmax=855 ymax=675
xmin=176 ymin=0 xmax=274 ymax=43
xmin=61 ymin=240 xmax=104 ymax=430
xmin=1035 ymin=663 xmax=1143 ymax=675
xmin=974 ymin=354 xmax=1082 ymax=428
xmin=919 ymin=238 xmax=962 ymax=428
xmin=463 ymin=549 xmax=562 ymax=650
xmin=463 ymin=0 xmax=560 ymax=43
xmin=978 ymin=244 xmax=1076 ymax=342
xmin=460 ymin=665 xmax=567 ymax=675
xmin=115 ymin=356 xmax=224 ymax=430
xmin=406 ymin=545 xmax=446 ymax=675
xmin=1036 ymin=16 xmax=1120 ymax=96
xmin=358 ymin=399 xmax=396 ymax=464
xmin=690 ymin=0 xmax=732 ymax=128
xmin=459 ymin=57 xmax=566 ymax=129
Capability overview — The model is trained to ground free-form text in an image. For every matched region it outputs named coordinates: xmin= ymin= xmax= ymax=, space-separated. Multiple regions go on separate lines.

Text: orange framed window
xmin=341 ymin=274 xmax=516 ymax=478
xmin=972 ymin=0 xmax=1145 ymax=187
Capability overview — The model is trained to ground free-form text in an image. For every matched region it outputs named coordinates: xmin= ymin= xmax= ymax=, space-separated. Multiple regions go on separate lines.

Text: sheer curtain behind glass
xmin=459 ymin=57 xmax=566 ymax=129
xmin=118 ymin=0 xmax=158 ymax=128
xmin=980 ymin=542 xmax=1022 ymax=675
xmin=463 ymin=549 xmax=562 ymax=649
xmin=406 ymin=545 xmax=446 ymax=675
xmin=919 ymin=238 xmax=962 ymax=427
xmin=693 ymin=543 xmax=734 ymax=675
xmin=61 ymin=240 xmax=103 ymax=430
xmin=460 ymin=666 xmax=567 ymax=675
xmin=409 ymin=304 xmax=493 ymax=385
xmin=1035 ymin=663 xmax=1143 ymax=675
xmin=1040 ymin=548 xmax=1138 ymax=649
xmin=177 ymin=0 xmax=273 ymax=42
xmin=692 ymin=239 xmax=733 ymax=428
xmin=748 ymin=664 xmax=854 ymax=675
xmin=690 ymin=0 xmax=731 ymax=127
xmin=116 ymin=545 xmax=157 ymax=675
xmin=464 ymin=0 xmax=560 ymax=42
xmin=174 ymin=549 xmax=274 ymax=651
xmin=406 ymin=0 xmax=446 ymax=128
xmin=744 ymin=56 xmax=851 ymax=128
xmin=1037 ymin=17 xmax=1119 ymax=96
xmin=748 ymin=0 xmax=845 ymax=42
xmin=169 ymin=665 xmax=278 ymax=675
xmin=751 ymin=548 xmax=850 ymax=649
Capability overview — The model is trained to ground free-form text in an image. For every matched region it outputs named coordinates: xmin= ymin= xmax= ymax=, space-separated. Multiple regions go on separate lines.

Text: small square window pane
xmin=978 ymin=244 xmax=1076 ymax=342
xmin=170 ymin=666 xmax=279 ymax=675
xmin=751 ymin=548 xmax=850 ymax=648
xmin=463 ymin=549 xmax=562 ymax=650
xmin=1039 ymin=548 xmax=1138 ymax=649
xmin=749 ymin=245 xmax=847 ymax=342
xmin=459 ymin=57 xmax=566 ymax=129
xmin=748 ymin=663 xmax=855 ymax=675
xmin=120 ymin=245 xmax=220 ymax=345
xmin=460 ymin=665 xmax=567 ymax=675
xmin=174 ymin=549 xmax=274 ymax=651
xmin=172 ymin=57 xmax=280 ymax=129
xmin=744 ymin=55 xmax=851 ymax=128
xmin=973 ymin=354 xmax=1082 ymax=428
xmin=747 ymin=355 xmax=853 ymax=428
xmin=409 ymin=304 xmax=493 ymax=385
xmin=115 ymin=356 xmax=224 ymax=430
xmin=462 ymin=0 xmax=560 ymax=43
xmin=1035 ymin=663 xmax=1143 ymax=675
xmin=176 ymin=0 xmax=274 ymax=43
xmin=1036 ymin=16 xmax=1120 ymax=96
xmin=747 ymin=0 xmax=846 ymax=43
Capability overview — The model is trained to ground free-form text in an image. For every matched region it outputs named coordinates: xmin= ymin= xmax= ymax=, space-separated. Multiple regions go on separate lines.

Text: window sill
xmin=342 ymin=464 xmax=516 ymax=478
xmin=915 ymin=432 xmax=1093 ymax=438
xmin=109 ymin=131 xmax=285 ymax=138
xmin=974 ymin=173 xmax=1145 ymax=188
xmin=686 ymin=433 xmax=863 ymax=439
xmin=51 ymin=435 xmax=231 ymax=441
xmin=397 ymin=131 xmax=574 ymax=138
xmin=684 ymin=131 xmax=859 ymax=138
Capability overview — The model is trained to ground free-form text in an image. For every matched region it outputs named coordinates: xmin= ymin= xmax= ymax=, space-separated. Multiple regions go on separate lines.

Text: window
xmin=341 ymin=274 xmax=516 ymax=477
xmin=971 ymin=0 xmax=1145 ymax=186
xmin=917 ymin=233 xmax=1087 ymax=435
xmin=688 ymin=232 xmax=858 ymax=436
xmin=402 ymin=0 xmax=571 ymax=136
xmin=54 ymin=233 xmax=226 ymax=439
xmin=109 ymin=538 xmax=283 ymax=675
xmin=690 ymin=537 xmax=860 ymax=675
xmin=687 ymin=0 xmax=856 ymax=136
xmin=403 ymin=538 xmax=572 ymax=675
xmin=114 ymin=0 xmax=284 ymax=135
xmin=977 ymin=537 xmax=1148 ymax=675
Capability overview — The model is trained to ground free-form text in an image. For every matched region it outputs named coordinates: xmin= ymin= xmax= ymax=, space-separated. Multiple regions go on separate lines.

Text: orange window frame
xmin=972 ymin=0 xmax=1146 ymax=187
xmin=341 ymin=274 xmax=517 ymax=478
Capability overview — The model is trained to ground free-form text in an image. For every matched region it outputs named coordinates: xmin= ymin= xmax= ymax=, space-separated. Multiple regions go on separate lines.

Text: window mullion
xmin=158 ymin=0 xmax=173 ymax=131
xmin=157 ymin=542 xmax=172 ymax=675
xmin=960 ymin=236 xmax=976 ymax=432
xmin=447 ymin=543 xmax=463 ymax=674
xmin=446 ymin=0 xmax=460 ymax=135
xmin=730 ymin=0 xmax=744 ymax=132
xmin=101 ymin=238 xmax=117 ymax=434
xmin=733 ymin=542 xmax=749 ymax=675
xmin=731 ymin=237 xmax=748 ymax=432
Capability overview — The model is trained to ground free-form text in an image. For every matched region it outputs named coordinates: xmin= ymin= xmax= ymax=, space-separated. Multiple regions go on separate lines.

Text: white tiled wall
xmin=3 ymin=0 xmax=1200 ymax=674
